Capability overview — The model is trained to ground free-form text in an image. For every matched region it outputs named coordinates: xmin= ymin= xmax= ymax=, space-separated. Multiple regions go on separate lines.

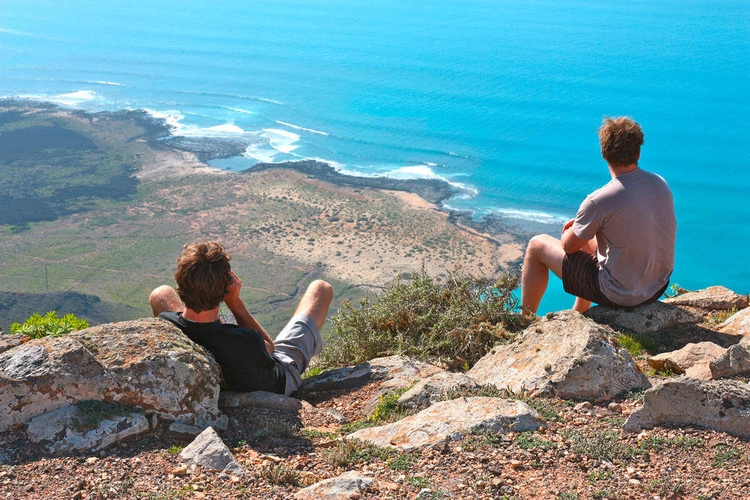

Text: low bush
xmin=321 ymin=266 xmax=524 ymax=370
xmin=10 ymin=311 xmax=89 ymax=338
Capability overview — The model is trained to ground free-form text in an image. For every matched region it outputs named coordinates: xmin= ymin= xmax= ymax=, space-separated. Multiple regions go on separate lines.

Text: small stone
xmin=172 ymin=465 xmax=189 ymax=476
xmin=86 ymin=457 xmax=99 ymax=465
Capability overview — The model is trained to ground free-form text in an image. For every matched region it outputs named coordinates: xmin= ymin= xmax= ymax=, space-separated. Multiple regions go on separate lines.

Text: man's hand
xmin=224 ymin=271 xmax=242 ymax=304
xmin=562 ymin=218 xmax=575 ymax=235
xmin=561 ymin=218 xmax=590 ymax=254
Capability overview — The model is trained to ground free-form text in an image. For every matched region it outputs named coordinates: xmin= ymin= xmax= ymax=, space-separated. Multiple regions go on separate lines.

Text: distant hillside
xmin=0 ymin=291 xmax=144 ymax=331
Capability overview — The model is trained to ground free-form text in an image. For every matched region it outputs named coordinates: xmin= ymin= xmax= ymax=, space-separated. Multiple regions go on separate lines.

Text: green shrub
xmin=10 ymin=311 xmax=89 ymax=338
xmin=322 ymin=267 xmax=523 ymax=369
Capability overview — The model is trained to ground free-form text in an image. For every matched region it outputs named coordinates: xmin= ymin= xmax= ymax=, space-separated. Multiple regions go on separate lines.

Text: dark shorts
xmin=562 ymin=251 xmax=668 ymax=308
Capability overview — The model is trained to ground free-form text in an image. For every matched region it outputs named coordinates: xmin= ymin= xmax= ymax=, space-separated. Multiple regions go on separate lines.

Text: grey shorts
xmin=272 ymin=314 xmax=323 ymax=396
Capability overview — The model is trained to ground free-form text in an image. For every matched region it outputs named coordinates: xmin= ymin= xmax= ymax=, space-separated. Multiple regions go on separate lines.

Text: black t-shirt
xmin=159 ymin=311 xmax=286 ymax=394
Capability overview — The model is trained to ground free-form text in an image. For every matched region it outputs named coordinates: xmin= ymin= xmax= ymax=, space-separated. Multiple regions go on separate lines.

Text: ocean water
xmin=1 ymin=0 xmax=748 ymax=313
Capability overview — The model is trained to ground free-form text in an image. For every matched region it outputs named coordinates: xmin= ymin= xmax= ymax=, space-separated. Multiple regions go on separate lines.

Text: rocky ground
xmin=0 ymin=379 xmax=748 ymax=500
xmin=2 ymin=306 xmax=750 ymax=500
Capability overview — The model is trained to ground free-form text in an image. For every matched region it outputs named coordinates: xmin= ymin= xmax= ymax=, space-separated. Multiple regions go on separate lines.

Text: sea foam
xmin=276 ymin=121 xmax=329 ymax=136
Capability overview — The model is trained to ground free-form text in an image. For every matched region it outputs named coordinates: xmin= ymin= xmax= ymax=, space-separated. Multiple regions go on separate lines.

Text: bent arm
xmin=224 ymin=272 xmax=275 ymax=355
xmin=561 ymin=219 xmax=593 ymax=254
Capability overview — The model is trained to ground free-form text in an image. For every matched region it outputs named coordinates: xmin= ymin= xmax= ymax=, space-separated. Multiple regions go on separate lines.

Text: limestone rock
xmin=348 ymin=397 xmax=545 ymax=451
xmin=664 ymin=286 xmax=749 ymax=311
xmin=294 ymin=470 xmax=374 ymax=500
xmin=647 ymin=342 xmax=726 ymax=378
xmin=180 ymin=426 xmax=244 ymax=476
xmin=623 ymin=376 xmax=750 ymax=438
xmin=0 ymin=334 xmax=26 ymax=355
xmin=301 ymin=356 xmax=442 ymax=393
xmin=719 ymin=307 xmax=750 ymax=336
xmin=585 ymin=301 xmax=703 ymax=334
xmin=397 ymin=371 xmax=481 ymax=409
xmin=218 ymin=390 xmax=311 ymax=411
xmin=467 ymin=310 xmax=649 ymax=402
xmin=301 ymin=355 xmax=443 ymax=416
xmin=709 ymin=345 xmax=750 ymax=379
xmin=26 ymin=401 xmax=149 ymax=455
xmin=0 ymin=318 xmax=222 ymax=432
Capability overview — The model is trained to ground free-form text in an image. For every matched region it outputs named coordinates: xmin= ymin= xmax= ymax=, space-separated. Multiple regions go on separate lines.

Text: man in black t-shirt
xmin=149 ymin=241 xmax=333 ymax=395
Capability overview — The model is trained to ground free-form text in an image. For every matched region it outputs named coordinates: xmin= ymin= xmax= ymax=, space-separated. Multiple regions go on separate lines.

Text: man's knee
xmin=309 ymin=280 xmax=333 ymax=304
xmin=525 ymin=234 xmax=556 ymax=260
xmin=149 ymin=285 xmax=183 ymax=316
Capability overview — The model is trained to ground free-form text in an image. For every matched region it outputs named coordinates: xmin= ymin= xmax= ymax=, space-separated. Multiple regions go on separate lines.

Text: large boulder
xmin=397 ymin=371 xmax=482 ymax=409
xmin=709 ymin=345 xmax=750 ymax=379
xmin=585 ymin=301 xmax=703 ymax=334
xmin=719 ymin=307 xmax=750 ymax=337
xmin=26 ymin=401 xmax=149 ymax=455
xmin=664 ymin=286 xmax=749 ymax=311
xmin=301 ymin=356 xmax=443 ymax=416
xmin=467 ymin=310 xmax=650 ymax=402
xmin=623 ymin=376 xmax=750 ymax=439
xmin=300 ymin=356 xmax=442 ymax=393
xmin=348 ymin=397 xmax=545 ymax=451
xmin=647 ymin=342 xmax=727 ymax=380
xmin=0 ymin=334 xmax=26 ymax=355
xmin=0 ymin=318 xmax=223 ymax=432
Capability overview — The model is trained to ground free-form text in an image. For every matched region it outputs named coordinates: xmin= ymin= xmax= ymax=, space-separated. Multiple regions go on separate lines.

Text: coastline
xmin=1 ymin=99 xmax=534 ymax=247
xmin=1 ymin=99 xmax=526 ymax=280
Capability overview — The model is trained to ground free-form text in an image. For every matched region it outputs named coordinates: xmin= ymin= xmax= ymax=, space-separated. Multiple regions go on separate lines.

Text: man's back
xmin=159 ymin=311 xmax=287 ymax=393
xmin=573 ymin=168 xmax=676 ymax=306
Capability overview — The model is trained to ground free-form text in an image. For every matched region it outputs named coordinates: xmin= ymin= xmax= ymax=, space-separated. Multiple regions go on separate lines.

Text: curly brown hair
xmin=174 ymin=241 xmax=232 ymax=313
xmin=599 ymin=117 xmax=644 ymax=167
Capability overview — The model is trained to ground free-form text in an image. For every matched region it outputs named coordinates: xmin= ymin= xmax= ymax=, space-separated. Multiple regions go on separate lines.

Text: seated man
xmin=521 ymin=117 xmax=676 ymax=316
xmin=149 ymin=241 xmax=333 ymax=396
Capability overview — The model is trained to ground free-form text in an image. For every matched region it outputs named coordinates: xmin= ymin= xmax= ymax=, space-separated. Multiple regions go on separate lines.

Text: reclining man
xmin=149 ymin=241 xmax=333 ymax=396
xmin=521 ymin=116 xmax=676 ymax=316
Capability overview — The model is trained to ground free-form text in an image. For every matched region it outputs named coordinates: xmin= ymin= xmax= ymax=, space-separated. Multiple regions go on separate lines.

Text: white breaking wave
xmin=275 ymin=120 xmax=329 ymax=136
xmin=490 ymin=208 xmax=568 ymax=225
xmin=308 ymin=157 xmax=346 ymax=170
xmin=243 ymin=143 xmax=279 ymax=163
xmin=261 ymin=128 xmax=300 ymax=154
xmin=43 ymin=90 xmax=98 ymax=107
xmin=89 ymin=80 xmax=125 ymax=87
xmin=0 ymin=27 xmax=35 ymax=36
xmin=144 ymin=109 xmax=257 ymax=139
xmin=227 ymin=107 xmax=255 ymax=115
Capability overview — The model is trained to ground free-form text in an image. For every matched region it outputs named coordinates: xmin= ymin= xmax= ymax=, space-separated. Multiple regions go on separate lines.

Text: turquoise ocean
xmin=1 ymin=0 xmax=748 ymax=313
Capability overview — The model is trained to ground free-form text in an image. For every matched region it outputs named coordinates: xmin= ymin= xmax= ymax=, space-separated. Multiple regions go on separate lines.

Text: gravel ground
xmin=1 ymin=372 xmax=749 ymax=500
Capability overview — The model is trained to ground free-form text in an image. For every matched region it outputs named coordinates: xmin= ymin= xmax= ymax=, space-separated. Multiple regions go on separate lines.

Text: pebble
xmin=171 ymin=465 xmax=188 ymax=476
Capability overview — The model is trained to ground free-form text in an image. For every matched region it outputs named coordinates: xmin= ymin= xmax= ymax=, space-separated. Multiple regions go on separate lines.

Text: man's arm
xmin=224 ymin=272 xmax=275 ymax=355
xmin=561 ymin=218 xmax=593 ymax=255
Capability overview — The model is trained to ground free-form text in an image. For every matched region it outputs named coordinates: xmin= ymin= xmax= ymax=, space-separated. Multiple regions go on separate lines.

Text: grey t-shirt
xmin=572 ymin=168 xmax=676 ymax=306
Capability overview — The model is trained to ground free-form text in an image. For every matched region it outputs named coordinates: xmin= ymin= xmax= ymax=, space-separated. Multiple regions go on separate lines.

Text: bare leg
xmin=149 ymin=285 xmax=185 ymax=317
xmin=572 ymin=297 xmax=592 ymax=313
xmin=293 ymin=280 xmax=334 ymax=330
xmin=521 ymin=234 xmax=566 ymax=316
